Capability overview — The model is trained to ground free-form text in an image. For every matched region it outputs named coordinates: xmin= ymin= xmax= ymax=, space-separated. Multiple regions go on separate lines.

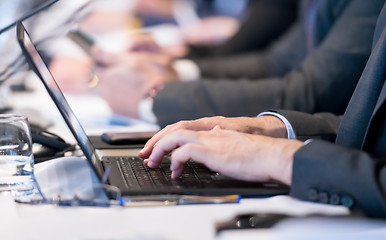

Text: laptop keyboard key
xmin=104 ymin=156 xmax=220 ymax=191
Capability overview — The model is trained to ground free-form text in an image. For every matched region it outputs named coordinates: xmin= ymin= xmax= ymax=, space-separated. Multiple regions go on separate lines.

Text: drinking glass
xmin=0 ymin=114 xmax=36 ymax=197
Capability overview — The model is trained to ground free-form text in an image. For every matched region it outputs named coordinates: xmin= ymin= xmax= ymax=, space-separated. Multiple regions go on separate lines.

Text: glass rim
xmin=0 ymin=114 xmax=28 ymax=122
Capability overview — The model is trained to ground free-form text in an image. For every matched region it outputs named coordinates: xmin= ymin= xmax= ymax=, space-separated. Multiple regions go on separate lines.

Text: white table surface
xmin=1 ymin=156 xmax=385 ymax=240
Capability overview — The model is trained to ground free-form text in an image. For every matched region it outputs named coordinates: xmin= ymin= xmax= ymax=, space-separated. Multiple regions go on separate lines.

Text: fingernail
xmin=147 ymin=160 xmax=155 ymax=168
xmin=139 ymin=146 xmax=149 ymax=155
xmin=169 ymin=164 xmax=175 ymax=171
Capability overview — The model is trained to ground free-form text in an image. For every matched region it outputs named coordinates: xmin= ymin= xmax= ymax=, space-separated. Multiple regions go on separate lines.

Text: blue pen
xmin=119 ymin=195 xmax=241 ymax=207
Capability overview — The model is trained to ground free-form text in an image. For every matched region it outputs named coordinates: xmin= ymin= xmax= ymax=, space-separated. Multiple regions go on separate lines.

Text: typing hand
xmin=139 ymin=116 xmax=287 ymax=159
xmin=140 ymin=126 xmax=302 ymax=184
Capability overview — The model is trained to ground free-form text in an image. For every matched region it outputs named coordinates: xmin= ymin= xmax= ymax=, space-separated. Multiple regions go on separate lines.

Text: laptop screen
xmin=16 ymin=22 xmax=104 ymax=179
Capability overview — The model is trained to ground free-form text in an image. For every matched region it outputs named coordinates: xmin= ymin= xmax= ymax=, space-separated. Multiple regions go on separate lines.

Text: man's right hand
xmin=139 ymin=116 xmax=287 ymax=159
xmin=140 ymin=126 xmax=301 ymax=185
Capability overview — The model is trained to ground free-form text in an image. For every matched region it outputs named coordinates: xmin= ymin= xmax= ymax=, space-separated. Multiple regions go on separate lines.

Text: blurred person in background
xmin=48 ymin=0 xmax=297 ymax=95
xmin=131 ymin=0 xmax=298 ymax=57
xmin=135 ymin=0 xmax=248 ymax=52
xmin=48 ymin=0 xmax=246 ymax=93
xmin=92 ymin=0 xmax=383 ymax=127
xmin=48 ymin=0 xmax=137 ymax=94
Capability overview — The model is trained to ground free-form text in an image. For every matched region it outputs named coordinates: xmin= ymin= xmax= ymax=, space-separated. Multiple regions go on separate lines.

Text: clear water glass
xmin=0 ymin=114 xmax=36 ymax=198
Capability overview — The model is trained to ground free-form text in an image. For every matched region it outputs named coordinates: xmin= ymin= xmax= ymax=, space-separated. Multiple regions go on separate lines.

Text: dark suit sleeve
xmin=154 ymin=0 xmax=381 ymax=127
xmin=275 ymin=110 xmax=341 ymax=142
xmin=291 ymin=140 xmax=386 ymax=217
xmin=189 ymin=0 xmax=299 ymax=72
xmin=194 ymin=20 xmax=306 ymax=79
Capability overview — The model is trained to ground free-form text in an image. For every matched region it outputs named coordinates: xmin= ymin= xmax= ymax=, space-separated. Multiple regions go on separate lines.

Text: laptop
xmin=17 ymin=22 xmax=289 ymax=197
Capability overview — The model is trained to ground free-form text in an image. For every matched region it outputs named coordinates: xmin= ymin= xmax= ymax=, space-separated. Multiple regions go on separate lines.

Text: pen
xmin=15 ymin=195 xmax=241 ymax=208
xmin=119 ymin=194 xmax=241 ymax=207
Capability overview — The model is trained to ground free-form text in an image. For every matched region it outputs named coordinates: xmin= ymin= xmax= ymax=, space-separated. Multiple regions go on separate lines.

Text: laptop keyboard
xmin=102 ymin=156 xmax=218 ymax=190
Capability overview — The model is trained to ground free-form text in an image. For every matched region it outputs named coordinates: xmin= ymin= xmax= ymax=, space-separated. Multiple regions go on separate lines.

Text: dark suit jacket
xmin=187 ymin=0 xmax=298 ymax=58
xmin=153 ymin=0 xmax=384 ymax=127
xmin=283 ymin=4 xmax=386 ymax=217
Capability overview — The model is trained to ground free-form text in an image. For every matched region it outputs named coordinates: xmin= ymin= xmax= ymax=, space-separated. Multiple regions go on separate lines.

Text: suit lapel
xmin=363 ymin=84 xmax=386 ymax=155
xmin=372 ymin=80 xmax=386 ymax=116
xmin=336 ymin=6 xmax=386 ymax=148
xmin=361 ymin=23 xmax=386 ymax=148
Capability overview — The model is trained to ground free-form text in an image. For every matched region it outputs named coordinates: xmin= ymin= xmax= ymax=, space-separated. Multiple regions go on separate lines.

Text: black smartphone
xmin=67 ymin=30 xmax=95 ymax=55
xmin=101 ymin=131 xmax=157 ymax=145
xmin=215 ymin=213 xmax=289 ymax=233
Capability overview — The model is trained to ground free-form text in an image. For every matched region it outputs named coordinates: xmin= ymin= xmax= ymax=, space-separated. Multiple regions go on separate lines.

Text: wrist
xmin=257 ymin=112 xmax=297 ymax=139
xmin=255 ymin=116 xmax=287 ymax=138
xmin=273 ymin=139 xmax=303 ymax=185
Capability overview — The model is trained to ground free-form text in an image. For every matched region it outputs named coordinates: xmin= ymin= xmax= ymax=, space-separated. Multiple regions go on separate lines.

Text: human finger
xmin=145 ymin=130 xmax=201 ymax=168
xmin=139 ymin=118 xmax=223 ymax=159
xmin=139 ymin=122 xmax=189 ymax=158
xmin=139 ymin=126 xmax=174 ymax=159
xmin=169 ymin=143 xmax=209 ymax=178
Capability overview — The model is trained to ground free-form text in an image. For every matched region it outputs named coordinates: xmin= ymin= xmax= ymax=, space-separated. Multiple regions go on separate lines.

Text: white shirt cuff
xmin=257 ymin=111 xmax=297 ymax=139
xmin=172 ymin=59 xmax=201 ymax=82
xmin=138 ymin=97 xmax=158 ymax=124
